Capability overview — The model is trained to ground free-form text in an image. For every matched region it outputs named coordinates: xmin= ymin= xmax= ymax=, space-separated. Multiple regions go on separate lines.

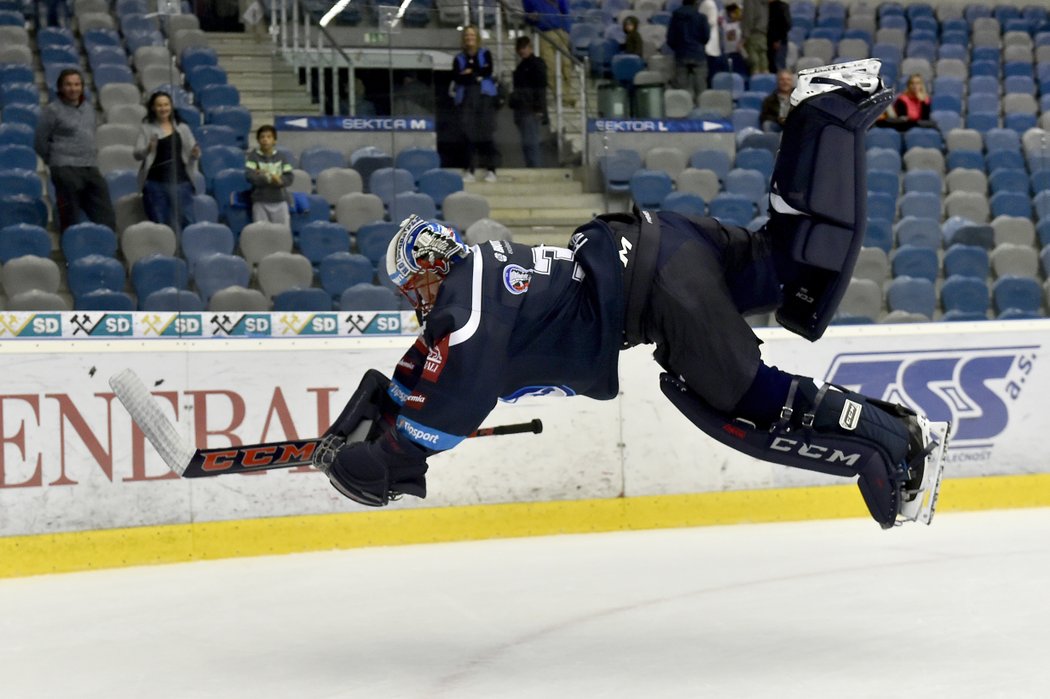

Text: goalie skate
xmin=897 ymin=417 xmax=950 ymax=526
xmin=791 ymin=58 xmax=884 ymax=107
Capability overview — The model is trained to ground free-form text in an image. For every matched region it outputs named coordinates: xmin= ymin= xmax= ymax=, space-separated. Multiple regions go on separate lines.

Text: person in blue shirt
xmin=313 ymin=60 xmax=948 ymax=530
xmin=666 ymin=0 xmax=711 ymax=102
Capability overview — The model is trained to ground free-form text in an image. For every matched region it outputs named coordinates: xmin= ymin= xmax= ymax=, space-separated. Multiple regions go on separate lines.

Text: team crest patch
xmin=503 ymin=264 xmax=531 ymax=295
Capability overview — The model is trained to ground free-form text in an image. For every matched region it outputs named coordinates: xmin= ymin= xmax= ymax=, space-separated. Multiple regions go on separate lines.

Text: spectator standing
xmin=767 ymin=0 xmax=791 ymax=72
xmin=760 ymin=69 xmax=794 ymax=132
xmin=133 ymin=91 xmax=200 ymax=234
xmin=510 ymin=36 xmax=548 ymax=168
xmin=523 ymin=0 xmax=573 ymax=104
xmin=742 ymin=0 xmax=769 ymax=75
xmin=245 ymin=125 xmax=294 ymax=224
xmin=34 ymin=69 xmax=117 ymax=232
xmin=452 ymin=25 xmax=501 ymax=183
xmin=622 ymin=16 xmax=644 ymax=57
xmin=722 ymin=4 xmax=749 ymax=78
xmin=698 ymin=0 xmax=723 ymax=84
xmin=666 ymin=0 xmax=711 ymax=103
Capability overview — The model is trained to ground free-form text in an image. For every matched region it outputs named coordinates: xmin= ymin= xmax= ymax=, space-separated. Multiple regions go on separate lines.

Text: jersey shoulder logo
xmin=502 ymin=264 xmax=531 ymax=294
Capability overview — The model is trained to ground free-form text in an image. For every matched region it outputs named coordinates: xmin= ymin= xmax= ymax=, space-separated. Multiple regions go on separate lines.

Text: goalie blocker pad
xmin=769 ymin=86 xmax=894 ymax=341
xmin=659 ymin=373 xmax=907 ymax=528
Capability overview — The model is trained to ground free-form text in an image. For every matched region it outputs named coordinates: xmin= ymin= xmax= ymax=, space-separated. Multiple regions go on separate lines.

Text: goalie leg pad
xmin=659 ymin=373 xmax=911 ymax=528
xmin=766 ymin=85 xmax=894 ymax=341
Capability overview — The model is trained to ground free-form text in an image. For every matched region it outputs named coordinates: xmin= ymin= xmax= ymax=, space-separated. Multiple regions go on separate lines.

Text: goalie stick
xmin=109 ymin=369 xmax=543 ymax=478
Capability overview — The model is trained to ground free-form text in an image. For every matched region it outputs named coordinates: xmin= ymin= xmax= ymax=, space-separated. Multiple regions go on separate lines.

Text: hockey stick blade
xmin=111 ymin=369 xmax=543 ymax=479
xmin=109 ymin=368 xmax=196 ymax=476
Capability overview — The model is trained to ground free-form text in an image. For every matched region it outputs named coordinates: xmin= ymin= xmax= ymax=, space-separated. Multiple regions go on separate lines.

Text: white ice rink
xmin=3 ymin=508 xmax=1050 ymax=699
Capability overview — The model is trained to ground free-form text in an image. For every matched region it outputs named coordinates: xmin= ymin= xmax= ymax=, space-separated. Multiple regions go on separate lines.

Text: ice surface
xmin=3 ymin=509 xmax=1049 ymax=698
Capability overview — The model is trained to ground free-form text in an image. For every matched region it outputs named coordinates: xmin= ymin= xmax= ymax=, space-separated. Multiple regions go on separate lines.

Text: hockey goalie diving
xmin=113 ymin=59 xmax=948 ymax=530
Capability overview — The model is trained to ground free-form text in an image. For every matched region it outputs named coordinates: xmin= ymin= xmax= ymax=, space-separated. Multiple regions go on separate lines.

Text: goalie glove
xmin=319 ymin=431 xmax=429 ymax=507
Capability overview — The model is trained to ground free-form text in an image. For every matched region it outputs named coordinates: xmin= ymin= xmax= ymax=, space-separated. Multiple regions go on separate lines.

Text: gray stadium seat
xmin=122 ymin=221 xmax=177 ymax=266
xmin=442 ymin=191 xmax=491 ymax=232
xmin=257 ymin=251 xmax=314 ymax=298
xmin=238 ymin=221 xmax=293 ymax=265
xmin=335 ymin=192 xmax=385 ymax=233
xmin=316 ymin=168 xmax=364 ymax=206
xmin=1 ymin=255 xmax=61 ymax=296
xmin=208 ymin=285 xmax=271 ymax=312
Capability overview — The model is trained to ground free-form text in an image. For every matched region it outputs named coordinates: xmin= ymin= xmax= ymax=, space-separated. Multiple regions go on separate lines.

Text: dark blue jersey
xmin=384 ymin=224 xmax=625 ymax=454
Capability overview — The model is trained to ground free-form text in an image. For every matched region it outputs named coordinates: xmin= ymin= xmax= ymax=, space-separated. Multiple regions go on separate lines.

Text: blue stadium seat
xmin=660 ymin=192 xmax=706 ymax=217
xmin=273 ymin=287 xmax=333 ymax=312
xmin=611 ymin=54 xmax=645 ymax=85
xmin=0 ymin=168 xmax=41 ymax=199
xmin=200 ymin=145 xmax=245 ymax=190
xmin=211 ymin=168 xmax=251 ymax=230
xmin=724 ymin=168 xmax=766 ymax=206
xmin=196 ymin=124 xmax=238 ymax=150
xmin=300 ymin=146 xmax=348 ymax=180
xmin=389 ymin=192 xmax=437 ymax=223
xmin=0 ymin=144 xmax=38 ymax=172
xmin=989 ymin=168 xmax=1029 ymax=195
xmin=689 ymin=149 xmax=731 ymax=180
xmin=931 ymin=110 xmax=963 ymax=134
xmin=894 ymin=216 xmax=941 ymax=249
xmin=712 ymin=71 xmax=745 ymax=96
xmin=193 ymin=252 xmax=250 ymax=300
xmin=418 ymin=169 xmax=463 ymax=211
xmin=1004 ymin=113 xmax=1037 ymax=133
xmin=867 ymin=147 xmax=902 ymax=173
xmin=76 ymin=289 xmax=136 ymax=311
xmin=339 ymin=283 xmax=400 ymax=311
xmin=903 ymin=127 xmax=943 ymax=151
xmin=355 ymin=221 xmax=398 ymax=266
xmin=930 ymin=94 xmax=962 ymax=114
xmin=902 ymin=170 xmax=942 ymax=195
xmin=731 ymin=108 xmax=760 ymax=132
xmin=0 ymin=122 xmax=35 ymax=148
xmin=992 ymin=276 xmax=1043 ymax=317
xmin=0 ymin=194 xmax=47 ymax=229
xmin=289 ymin=193 xmax=329 ymax=237
xmin=931 ymin=76 xmax=965 ymax=101
xmin=864 ymin=218 xmax=893 ymax=252
xmin=196 ymin=84 xmax=239 ymax=111
xmin=943 ymin=244 xmax=990 ymax=279
xmin=748 ymin=73 xmax=777 ymax=93
xmin=141 ymin=287 xmax=204 ymax=312
xmin=941 ymin=276 xmax=990 ymax=316
xmin=181 ymin=221 xmax=235 ymax=273
xmin=866 ymin=129 xmax=902 ymax=152
xmin=395 ymin=147 xmax=442 ymax=183
xmin=966 ymin=113 xmax=999 ymax=133
xmin=103 ymin=169 xmax=138 ymax=203
xmin=734 ymin=148 xmax=774 ymax=180
xmin=298 ymin=221 xmax=350 ymax=264
xmin=629 ymin=169 xmax=674 ymax=209
xmin=867 ymin=192 xmax=897 ymax=223
xmin=62 ymin=222 xmax=118 ymax=261
xmin=320 ymin=251 xmax=374 ymax=298
xmin=946 ymin=150 xmax=985 ymax=172
xmin=708 ymin=194 xmax=754 ymax=227
xmin=0 ymin=223 xmax=50 ymax=263
xmin=131 ymin=254 xmax=189 ymax=300
xmin=990 ymin=191 xmax=1033 ymax=219
xmin=739 ymin=132 xmax=781 ymax=154
xmin=369 ymin=167 xmax=416 ymax=208
xmin=891 ymin=245 xmax=938 ymax=281
xmin=898 ymin=191 xmax=941 ymax=220
xmin=67 ymin=255 xmax=126 ymax=298
xmin=986 ymin=150 xmax=1025 ymax=172
xmin=93 ymin=64 xmax=135 ymax=89
xmin=186 ymin=64 xmax=227 ymax=94
xmin=1 ymin=104 xmax=38 ymax=130
xmin=944 ymin=221 xmax=995 ymax=249
xmin=886 ymin=276 xmax=936 ymax=318
xmin=205 ymin=106 xmax=251 ymax=148
xmin=867 ymin=169 xmax=900 ymax=198
xmin=180 ymin=46 xmax=219 ymax=74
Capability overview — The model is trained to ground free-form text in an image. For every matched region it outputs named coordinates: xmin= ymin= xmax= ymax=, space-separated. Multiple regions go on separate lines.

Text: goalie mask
xmin=387 ymin=215 xmax=471 ymax=316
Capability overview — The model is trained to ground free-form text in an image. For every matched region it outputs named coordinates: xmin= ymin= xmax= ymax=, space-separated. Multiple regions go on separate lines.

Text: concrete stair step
xmin=464 ymin=180 xmax=584 ymax=196
xmin=489 ymin=207 xmax=611 ymax=225
xmin=505 ymin=225 xmax=579 ymax=246
xmin=483 ymin=193 xmax=607 ymax=209
xmin=465 ymin=167 xmax=576 ymax=184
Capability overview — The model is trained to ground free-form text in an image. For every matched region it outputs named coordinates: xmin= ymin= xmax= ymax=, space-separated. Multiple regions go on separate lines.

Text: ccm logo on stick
xmin=200 ymin=442 xmax=318 ymax=472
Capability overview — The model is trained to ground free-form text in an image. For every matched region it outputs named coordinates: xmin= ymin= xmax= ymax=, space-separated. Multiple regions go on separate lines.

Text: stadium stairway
xmin=205 ymin=32 xmax=319 ymax=133
xmin=468 ymin=167 xmax=613 ymax=245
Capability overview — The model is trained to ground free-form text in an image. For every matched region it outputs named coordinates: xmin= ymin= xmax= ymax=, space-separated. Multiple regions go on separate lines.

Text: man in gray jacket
xmin=34 ymin=69 xmax=116 ymax=232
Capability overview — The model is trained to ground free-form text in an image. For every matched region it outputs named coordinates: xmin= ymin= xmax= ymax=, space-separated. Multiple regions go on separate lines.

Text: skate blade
xmin=897 ymin=418 xmax=950 ymax=526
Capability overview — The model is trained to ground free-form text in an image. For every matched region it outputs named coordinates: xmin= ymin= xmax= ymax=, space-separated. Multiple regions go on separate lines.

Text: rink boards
xmin=2 ymin=318 xmax=1049 ymax=576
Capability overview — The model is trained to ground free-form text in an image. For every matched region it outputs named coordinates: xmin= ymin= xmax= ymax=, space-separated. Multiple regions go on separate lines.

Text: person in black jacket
xmin=666 ymin=0 xmax=711 ymax=102
xmin=311 ymin=61 xmax=949 ymax=531
xmin=767 ymin=0 xmax=792 ymax=72
xmin=510 ymin=36 xmax=548 ymax=168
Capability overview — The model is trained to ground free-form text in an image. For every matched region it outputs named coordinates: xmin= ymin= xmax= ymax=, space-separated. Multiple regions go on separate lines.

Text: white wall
xmin=1 ymin=319 xmax=1046 ymax=537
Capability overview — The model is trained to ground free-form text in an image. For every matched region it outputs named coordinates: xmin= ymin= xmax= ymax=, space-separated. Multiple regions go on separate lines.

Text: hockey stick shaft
xmin=110 ymin=369 xmax=542 ymax=479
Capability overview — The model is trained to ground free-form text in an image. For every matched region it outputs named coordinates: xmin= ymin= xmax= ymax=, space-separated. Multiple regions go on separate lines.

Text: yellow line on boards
xmin=2 ymin=473 xmax=1049 ymax=579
